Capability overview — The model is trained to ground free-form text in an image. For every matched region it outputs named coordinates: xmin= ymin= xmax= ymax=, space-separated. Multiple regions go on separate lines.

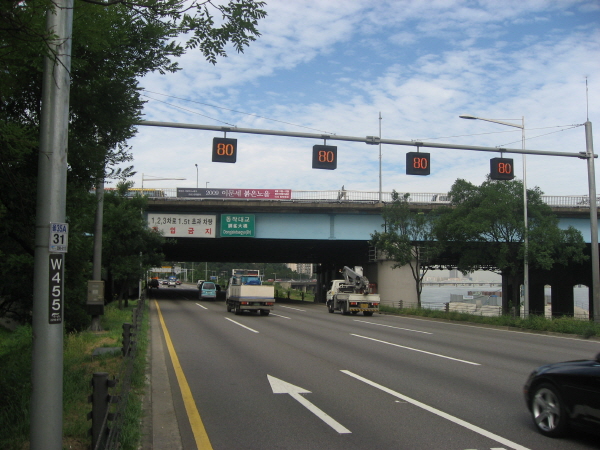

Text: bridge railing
xmin=137 ymin=188 xmax=596 ymax=208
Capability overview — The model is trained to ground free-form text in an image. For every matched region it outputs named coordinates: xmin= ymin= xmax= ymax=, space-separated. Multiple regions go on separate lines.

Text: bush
xmin=380 ymin=305 xmax=600 ymax=337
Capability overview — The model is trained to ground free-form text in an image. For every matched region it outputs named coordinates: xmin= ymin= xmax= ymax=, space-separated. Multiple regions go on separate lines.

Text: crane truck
xmin=225 ymin=269 xmax=275 ymax=316
xmin=326 ymin=266 xmax=380 ymax=316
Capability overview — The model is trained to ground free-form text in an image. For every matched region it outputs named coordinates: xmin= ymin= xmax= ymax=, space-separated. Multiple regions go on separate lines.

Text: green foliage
xmin=371 ymin=191 xmax=441 ymax=303
xmin=0 ymin=300 xmax=149 ymax=449
xmin=434 ymin=177 xmax=586 ymax=274
xmin=0 ymin=325 xmax=33 ymax=449
xmin=379 ymin=304 xmax=600 ymax=337
xmin=0 ymin=0 xmax=267 ymax=325
xmin=103 ymin=183 xmax=166 ymax=301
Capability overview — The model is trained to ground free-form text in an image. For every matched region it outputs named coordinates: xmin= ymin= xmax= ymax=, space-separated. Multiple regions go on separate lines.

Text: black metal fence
xmin=88 ymin=295 xmax=146 ymax=450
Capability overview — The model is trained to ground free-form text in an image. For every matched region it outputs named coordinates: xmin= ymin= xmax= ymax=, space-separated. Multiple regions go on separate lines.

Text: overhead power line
xmin=141 ymin=89 xmax=336 ymax=135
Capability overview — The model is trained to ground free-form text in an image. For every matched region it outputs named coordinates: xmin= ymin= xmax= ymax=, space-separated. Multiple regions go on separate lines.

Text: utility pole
xmin=30 ymin=1 xmax=73 ymax=449
xmin=584 ymin=121 xmax=599 ymax=322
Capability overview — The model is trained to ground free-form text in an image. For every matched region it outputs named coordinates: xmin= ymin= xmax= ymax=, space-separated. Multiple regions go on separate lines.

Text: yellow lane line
xmin=155 ymin=300 xmax=213 ymax=449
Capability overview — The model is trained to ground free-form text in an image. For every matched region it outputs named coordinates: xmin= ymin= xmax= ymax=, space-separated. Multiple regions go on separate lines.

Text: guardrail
xmin=131 ymin=188 xmax=598 ymax=208
xmin=88 ymin=296 xmax=146 ymax=450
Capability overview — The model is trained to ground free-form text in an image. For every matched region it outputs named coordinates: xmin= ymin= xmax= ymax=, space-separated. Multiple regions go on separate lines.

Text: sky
xmin=126 ymin=0 xmax=600 ymax=198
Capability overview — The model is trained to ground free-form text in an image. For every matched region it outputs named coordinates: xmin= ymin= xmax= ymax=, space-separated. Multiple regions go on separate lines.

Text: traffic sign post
xmin=406 ymin=152 xmax=430 ymax=176
xmin=212 ymin=137 xmax=237 ymax=163
xmin=312 ymin=145 xmax=337 ymax=170
xmin=490 ymin=158 xmax=515 ymax=180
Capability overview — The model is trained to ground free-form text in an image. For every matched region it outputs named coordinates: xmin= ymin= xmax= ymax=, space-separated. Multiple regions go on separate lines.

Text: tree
xmin=371 ymin=191 xmax=441 ymax=307
xmin=102 ymin=182 xmax=166 ymax=307
xmin=0 ymin=0 xmax=267 ymax=325
xmin=434 ymin=177 xmax=587 ymax=315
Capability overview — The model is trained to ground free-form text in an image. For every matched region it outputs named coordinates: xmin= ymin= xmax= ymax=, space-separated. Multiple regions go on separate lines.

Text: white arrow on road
xmin=267 ymin=375 xmax=351 ymax=434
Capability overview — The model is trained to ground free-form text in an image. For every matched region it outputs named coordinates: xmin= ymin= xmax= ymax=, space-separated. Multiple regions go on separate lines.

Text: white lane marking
xmin=278 ymin=305 xmax=306 ymax=312
xmin=351 ymin=334 xmax=480 ymax=365
xmin=354 ymin=319 xmax=433 ymax=334
xmin=225 ymin=317 xmax=259 ymax=333
xmin=341 ymin=370 xmax=529 ymax=450
xmin=195 ymin=303 xmax=208 ymax=309
xmin=271 ymin=313 xmax=291 ymax=319
xmin=267 ymin=375 xmax=351 ymax=434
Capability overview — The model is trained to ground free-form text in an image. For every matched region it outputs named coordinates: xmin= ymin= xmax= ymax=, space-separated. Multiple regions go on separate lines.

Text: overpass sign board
xmin=177 ymin=188 xmax=291 ymax=200
xmin=148 ymin=213 xmax=216 ymax=238
xmin=220 ymin=214 xmax=255 ymax=237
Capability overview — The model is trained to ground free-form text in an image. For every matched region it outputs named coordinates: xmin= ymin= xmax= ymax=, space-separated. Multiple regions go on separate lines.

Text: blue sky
xmin=128 ymin=0 xmax=600 ymax=197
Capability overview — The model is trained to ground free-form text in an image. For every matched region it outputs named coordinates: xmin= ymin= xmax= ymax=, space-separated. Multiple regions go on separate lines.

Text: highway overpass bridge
xmin=142 ymin=189 xmax=599 ymax=317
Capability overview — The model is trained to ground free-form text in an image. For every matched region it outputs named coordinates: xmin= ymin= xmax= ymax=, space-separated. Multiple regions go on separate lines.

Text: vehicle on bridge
xmin=226 ymin=269 xmax=275 ymax=316
xmin=327 ymin=266 xmax=380 ymax=316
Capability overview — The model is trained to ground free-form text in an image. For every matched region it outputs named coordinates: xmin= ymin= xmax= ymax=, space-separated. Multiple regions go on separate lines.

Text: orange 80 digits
xmin=413 ymin=157 xmax=428 ymax=169
xmin=497 ymin=162 xmax=512 ymax=174
xmin=217 ymin=143 xmax=234 ymax=156
xmin=318 ymin=150 xmax=335 ymax=163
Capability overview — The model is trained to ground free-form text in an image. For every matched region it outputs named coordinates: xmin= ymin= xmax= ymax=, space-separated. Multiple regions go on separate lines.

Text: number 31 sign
xmin=49 ymin=222 xmax=68 ymax=253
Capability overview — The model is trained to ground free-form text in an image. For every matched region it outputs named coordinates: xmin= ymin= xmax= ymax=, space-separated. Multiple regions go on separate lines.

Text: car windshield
xmin=203 ymin=282 xmax=215 ymax=289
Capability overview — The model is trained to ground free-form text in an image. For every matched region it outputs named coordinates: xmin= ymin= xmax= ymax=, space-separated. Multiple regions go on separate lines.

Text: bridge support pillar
xmin=529 ymin=280 xmax=546 ymax=316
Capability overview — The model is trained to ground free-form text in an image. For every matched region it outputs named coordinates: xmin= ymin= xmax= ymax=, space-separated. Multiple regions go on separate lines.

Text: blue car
xmin=198 ymin=281 xmax=217 ymax=300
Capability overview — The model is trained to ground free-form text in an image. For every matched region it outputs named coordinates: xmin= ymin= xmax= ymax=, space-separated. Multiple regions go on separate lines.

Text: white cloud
xmin=127 ymin=0 xmax=600 ymax=199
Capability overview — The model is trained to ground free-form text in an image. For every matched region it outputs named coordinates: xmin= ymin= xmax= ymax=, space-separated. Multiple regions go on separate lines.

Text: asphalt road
xmin=147 ymin=285 xmax=600 ymax=450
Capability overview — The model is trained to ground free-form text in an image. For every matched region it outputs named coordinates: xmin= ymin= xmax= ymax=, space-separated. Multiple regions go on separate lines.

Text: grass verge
xmin=379 ymin=304 xmax=600 ymax=338
xmin=0 ymin=299 xmax=149 ymax=450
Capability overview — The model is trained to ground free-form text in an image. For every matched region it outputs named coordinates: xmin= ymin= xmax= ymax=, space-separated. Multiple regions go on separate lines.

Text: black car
xmin=148 ymin=279 xmax=159 ymax=289
xmin=523 ymin=353 xmax=600 ymax=437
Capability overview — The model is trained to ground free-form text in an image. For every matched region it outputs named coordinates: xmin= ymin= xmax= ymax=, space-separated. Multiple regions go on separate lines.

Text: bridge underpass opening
xmin=161 ymin=237 xmax=372 ymax=264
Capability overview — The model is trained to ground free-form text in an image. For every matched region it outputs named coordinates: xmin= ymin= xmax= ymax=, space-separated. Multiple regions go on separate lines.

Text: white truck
xmin=326 ymin=266 xmax=380 ymax=316
xmin=226 ymin=269 xmax=275 ymax=316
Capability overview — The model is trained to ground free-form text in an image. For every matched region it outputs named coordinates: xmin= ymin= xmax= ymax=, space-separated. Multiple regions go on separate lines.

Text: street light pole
xmin=459 ymin=114 xmax=529 ymax=317
xmin=195 ymin=164 xmax=198 ymax=188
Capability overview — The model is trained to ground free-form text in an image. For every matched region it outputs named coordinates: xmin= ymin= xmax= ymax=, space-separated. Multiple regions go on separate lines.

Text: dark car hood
xmin=536 ymin=359 xmax=599 ymax=374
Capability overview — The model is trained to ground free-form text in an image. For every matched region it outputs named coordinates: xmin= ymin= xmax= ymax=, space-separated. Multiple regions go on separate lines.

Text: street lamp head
xmin=459 ymin=114 xmax=478 ymax=120
xmin=195 ymin=164 xmax=198 ymax=168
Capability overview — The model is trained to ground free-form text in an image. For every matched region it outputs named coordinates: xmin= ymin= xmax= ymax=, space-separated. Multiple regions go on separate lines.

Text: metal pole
xmin=139 ymin=120 xmax=586 ymax=158
xmin=378 ymin=112 xmax=382 ymax=203
xmin=522 ymin=117 xmax=529 ymax=318
xmin=31 ymin=1 xmax=73 ymax=449
xmin=90 ymin=178 xmax=104 ymax=331
xmin=585 ymin=121 xmax=599 ymax=322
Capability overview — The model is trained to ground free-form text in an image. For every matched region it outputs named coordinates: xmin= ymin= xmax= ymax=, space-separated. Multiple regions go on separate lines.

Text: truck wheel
xmin=327 ymin=302 xmax=334 ymax=313
xmin=234 ymin=304 xmax=243 ymax=315
xmin=226 ymin=302 xmax=232 ymax=312
xmin=341 ymin=303 xmax=350 ymax=315
xmin=363 ymin=311 xmax=373 ymax=316
xmin=260 ymin=310 xmax=270 ymax=316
